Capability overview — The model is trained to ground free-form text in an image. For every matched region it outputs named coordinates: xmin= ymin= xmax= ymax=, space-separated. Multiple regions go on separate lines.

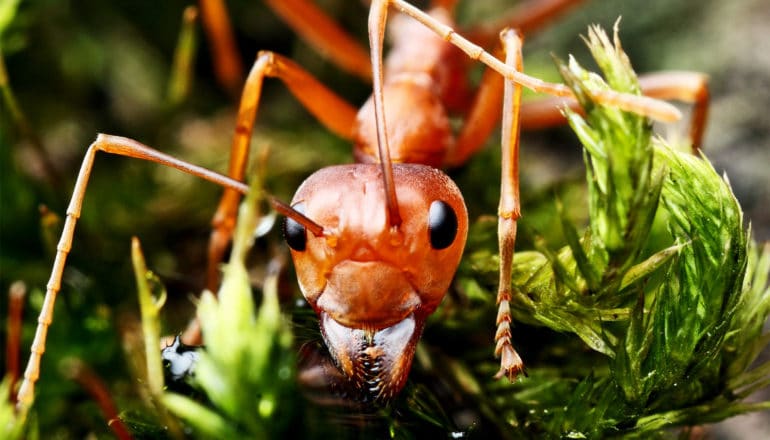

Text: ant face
xmin=283 ymin=163 xmax=468 ymax=399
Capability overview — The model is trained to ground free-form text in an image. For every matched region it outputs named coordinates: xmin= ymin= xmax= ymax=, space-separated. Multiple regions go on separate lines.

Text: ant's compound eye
xmin=283 ymin=203 xmax=307 ymax=251
xmin=428 ymin=200 xmax=458 ymax=250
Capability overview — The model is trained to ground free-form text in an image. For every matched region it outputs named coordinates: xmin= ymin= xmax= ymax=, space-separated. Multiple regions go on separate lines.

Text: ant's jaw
xmin=320 ymin=312 xmax=424 ymax=403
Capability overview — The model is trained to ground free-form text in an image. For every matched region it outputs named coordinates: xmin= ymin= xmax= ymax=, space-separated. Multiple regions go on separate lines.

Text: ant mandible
xmin=16 ymin=0 xmax=709 ymax=409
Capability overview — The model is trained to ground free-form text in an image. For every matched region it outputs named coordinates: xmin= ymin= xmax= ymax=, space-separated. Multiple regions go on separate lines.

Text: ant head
xmin=282 ymin=163 xmax=468 ymax=399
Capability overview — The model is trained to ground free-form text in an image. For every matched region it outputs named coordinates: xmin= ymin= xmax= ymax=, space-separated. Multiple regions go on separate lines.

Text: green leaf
xmin=162 ymin=393 xmax=240 ymax=438
xmin=164 ymin=160 xmax=297 ymax=437
xmin=0 ymin=377 xmax=29 ymax=440
xmin=471 ymin=23 xmax=768 ymax=437
xmin=0 ymin=0 xmax=21 ymax=38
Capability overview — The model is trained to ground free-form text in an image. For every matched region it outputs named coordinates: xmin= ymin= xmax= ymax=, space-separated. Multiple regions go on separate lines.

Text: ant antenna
xmin=369 ymin=0 xmax=402 ymax=227
xmin=268 ymin=196 xmax=325 ymax=237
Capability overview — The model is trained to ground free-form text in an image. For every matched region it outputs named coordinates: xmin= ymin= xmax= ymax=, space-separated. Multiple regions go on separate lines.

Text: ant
xmin=201 ymin=0 xmax=708 ymax=398
xmin=15 ymin=0 xmax=709 ymax=410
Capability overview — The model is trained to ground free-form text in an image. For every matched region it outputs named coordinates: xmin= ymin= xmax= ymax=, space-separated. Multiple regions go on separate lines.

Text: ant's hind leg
xmin=198 ymin=0 xmax=244 ymax=95
xmin=446 ymin=44 xmax=506 ymax=167
xmin=430 ymin=0 xmax=460 ymax=13
xmin=263 ymin=0 xmax=372 ymax=80
xmin=466 ymin=0 xmax=586 ymax=45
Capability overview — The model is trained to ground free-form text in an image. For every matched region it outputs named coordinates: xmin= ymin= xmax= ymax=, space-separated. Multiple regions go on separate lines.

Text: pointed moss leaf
xmin=605 ymin=141 xmax=751 ymax=419
xmin=0 ymin=0 xmax=21 ymax=37
xmin=534 ymin=237 xmax=584 ymax=295
xmin=723 ymin=241 xmax=770 ymax=378
xmin=557 ymin=198 xmax=601 ymax=290
xmin=619 ymin=242 xmax=685 ymax=291
xmin=162 ymin=393 xmax=240 ymax=438
xmin=1 ymin=377 xmax=28 ymax=440
xmin=486 ymin=23 xmax=765 ymax=437
xmin=558 ymin=49 xmax=656 ymax=259
xmin=166 ymin=166 xmax=296 ymax=437
xmin=584 ymin=23 xmax=640 ymax=96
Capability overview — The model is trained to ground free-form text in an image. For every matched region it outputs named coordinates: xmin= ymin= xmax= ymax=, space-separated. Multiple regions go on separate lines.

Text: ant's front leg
xmin=204 ymin=51 xmax=359 ymax=308
xmin=431 ymin=22 xmax=529 ymax=379
xmin=16 ymin=135 xmax=249 ymax=413
xmin=494 ymin=30 xmax=526 ymax=381
xmin=388 ymin=0 xmax=682 ymax=123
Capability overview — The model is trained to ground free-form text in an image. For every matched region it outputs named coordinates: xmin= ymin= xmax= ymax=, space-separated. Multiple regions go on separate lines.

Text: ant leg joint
xmin=499 ymin=27 xmax=523 ymax=41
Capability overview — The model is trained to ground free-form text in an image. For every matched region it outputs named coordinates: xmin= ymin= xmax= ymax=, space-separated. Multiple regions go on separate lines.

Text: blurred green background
xmin=1 ymin=0 xmax=768 ymax=437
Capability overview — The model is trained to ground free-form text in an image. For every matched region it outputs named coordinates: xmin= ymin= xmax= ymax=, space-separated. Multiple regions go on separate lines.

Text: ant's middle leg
xmin=205 ymin=51 xmax=359 ymax=304
xmin=454 ymin=0 xmax=708 ymax=150
xmin=445 ymin=43 xmax=506 ymax=167
xmin=518 ymin=71 xmax=710 ymax=151
xmin=387 ymin=0 xmax=682 ymax=123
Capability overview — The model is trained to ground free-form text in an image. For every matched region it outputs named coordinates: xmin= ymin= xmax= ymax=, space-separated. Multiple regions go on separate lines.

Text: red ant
xmin=16 ymin=0 xmax=709 ymax=409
